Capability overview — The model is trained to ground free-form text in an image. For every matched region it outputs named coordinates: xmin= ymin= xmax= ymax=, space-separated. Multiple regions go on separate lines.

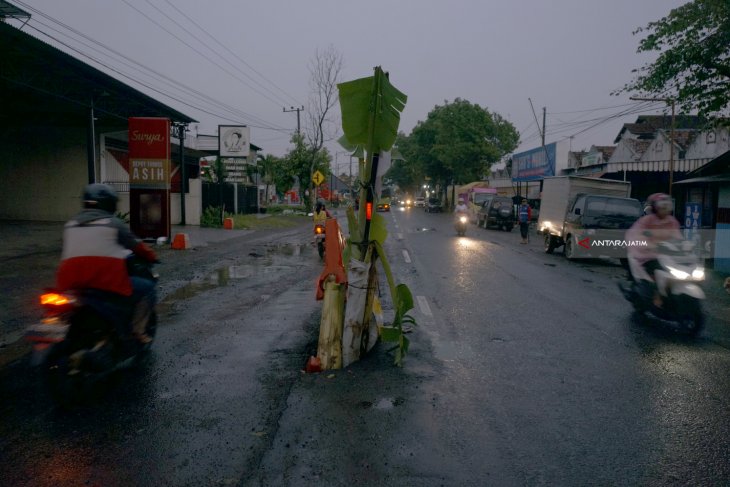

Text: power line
xmin=23 ymin=22 xmax=290 ymax=131
xmin=141 ymin=0 xmax=297 ymax=109
xmin=28 ymin=17 xmax=283 ymax=130
xmin=547 ymin=102 xmax=640 ymax=115
xmin=11 ymin=1 xmax=290 ymax=131
xmin=118 ymin=0 xmax=291 ymax=110
xmin=161 ymin=0 xmax=303 ymax=108
xmin=518 ymin=101 xmax=665 ymax=147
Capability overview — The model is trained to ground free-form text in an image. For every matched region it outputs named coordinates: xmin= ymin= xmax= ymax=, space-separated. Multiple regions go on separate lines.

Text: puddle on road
xmin=361 ymin=397 xmax=405 ymax=410
xmin=415 ymin=228 xmax=437 ymax=232
xmin=159 ymin=243 xmax=312 ymax=314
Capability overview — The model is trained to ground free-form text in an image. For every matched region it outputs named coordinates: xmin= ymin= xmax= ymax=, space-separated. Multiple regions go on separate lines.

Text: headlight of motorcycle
xmin=692 ymin=268 xmax=705 ymax=280
xmin=668 ymin=266 xmax=690 ymax=280
xmin=459 ymin=216 xmax=467 ymax=223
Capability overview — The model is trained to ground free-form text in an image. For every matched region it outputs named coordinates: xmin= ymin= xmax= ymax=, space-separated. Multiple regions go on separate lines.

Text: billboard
xmin=219 ymin=125 xmax=250 ymax=157
xmin=512 ymin=142 xmax=556 ymax=182
xmin=128 ymin=117 xmax=171 ymax=239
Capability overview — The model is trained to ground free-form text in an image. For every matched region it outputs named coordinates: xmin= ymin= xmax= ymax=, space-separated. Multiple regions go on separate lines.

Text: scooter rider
xmin=56 ymin=184 xmax=158 ymax=343
xmin=313 ymin=201 xmax=331 ymax=224
xmin=625 ymin=193 xmax=683 ymax=306
xmin=454 ymin=198 xmax=468 ymax=215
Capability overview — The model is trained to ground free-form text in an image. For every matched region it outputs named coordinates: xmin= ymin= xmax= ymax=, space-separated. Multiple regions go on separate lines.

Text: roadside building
xmin=675 ymin=149 xmax=730 ymax=273
xmin=0 ymin=16 xmax=198 ymax=222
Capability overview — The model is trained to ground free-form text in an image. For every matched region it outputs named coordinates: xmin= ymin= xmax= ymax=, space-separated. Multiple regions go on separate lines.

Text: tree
xmin=399 ymin=98 xmax=519 ymax=193
xmin=280 ymin=133 xmax=331 ymax=201
xmin=302 ymin=45 xmax=344 ymax=208
xmin=384 ymin=132 xmax=422 ymax=194
xmin=620 ymin=0 xmax=730 ymax=120
xmin=256 ymin=153 xmax=279 ymax=205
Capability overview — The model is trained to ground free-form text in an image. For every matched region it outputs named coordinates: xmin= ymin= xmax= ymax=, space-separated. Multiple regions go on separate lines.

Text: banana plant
xmin=337 ymin=67 xmax=414 ymax=366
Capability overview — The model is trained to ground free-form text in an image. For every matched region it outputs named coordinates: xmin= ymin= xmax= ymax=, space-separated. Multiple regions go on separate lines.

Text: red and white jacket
xmin=56 ymin=209 xmax=157 ymax=296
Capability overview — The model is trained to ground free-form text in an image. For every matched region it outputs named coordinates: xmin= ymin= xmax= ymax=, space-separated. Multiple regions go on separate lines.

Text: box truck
xmin=538 ymin=176 xmax=643 ymax=259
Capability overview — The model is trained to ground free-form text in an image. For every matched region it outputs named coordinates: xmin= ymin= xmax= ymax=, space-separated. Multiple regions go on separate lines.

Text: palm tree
xmin=257 ymin=153 xmax=278 ymax=207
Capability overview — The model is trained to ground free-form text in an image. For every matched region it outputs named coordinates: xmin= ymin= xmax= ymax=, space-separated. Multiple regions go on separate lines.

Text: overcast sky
xmin=11 ymin=0 xmax=688 ymax=169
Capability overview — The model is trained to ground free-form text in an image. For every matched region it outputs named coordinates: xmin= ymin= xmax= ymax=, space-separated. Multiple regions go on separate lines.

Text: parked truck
xmin=538 ymin=176 xmax=643 ymax=259
xmin=452 ymin=182 xmax=497 ymax=223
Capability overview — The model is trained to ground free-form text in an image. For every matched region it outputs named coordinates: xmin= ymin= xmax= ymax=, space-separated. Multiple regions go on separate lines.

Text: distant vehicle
xmin=376 ymin=202 xmax=391 ymax=212
xmin=414 ymin=196 xmax=426 ymax=208
xmin=538 ymin=176 xmax=642 ymax=259
xmin=425 ymin=197 xmax=443 ymax=213
xmin=477 ymin=195 xmax=515 ymax=231
xmin=455 ymin=184 xmax=498 ymax=223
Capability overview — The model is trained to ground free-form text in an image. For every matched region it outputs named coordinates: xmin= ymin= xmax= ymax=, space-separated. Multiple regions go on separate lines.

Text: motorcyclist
xmin=313 ymin=201 xmax=331 ymax=225
xmin=625 ymin=192 xmax=682 ymax=306
xmin=56 ymin=184 xmax=158 ymax=343
xmin=454 ymin=198 xmax=469 ymax=215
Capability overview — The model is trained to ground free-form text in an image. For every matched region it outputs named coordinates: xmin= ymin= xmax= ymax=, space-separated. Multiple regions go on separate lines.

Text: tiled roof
xmin=613 ymin=115 xmax=704 ymax=143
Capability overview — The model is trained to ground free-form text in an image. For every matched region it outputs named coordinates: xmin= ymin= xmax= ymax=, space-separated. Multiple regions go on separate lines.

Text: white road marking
xmin=402 ymin=250 xmax=411 ymax=263
xmin=416 ymin=296 xmax=433 ymax=317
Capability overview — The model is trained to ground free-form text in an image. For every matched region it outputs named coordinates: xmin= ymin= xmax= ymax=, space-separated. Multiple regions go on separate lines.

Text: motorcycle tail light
xmin=315 ymin=225 xmax=324 ymax=234
xmin=40 ymin=292 xmax=76 ymax=313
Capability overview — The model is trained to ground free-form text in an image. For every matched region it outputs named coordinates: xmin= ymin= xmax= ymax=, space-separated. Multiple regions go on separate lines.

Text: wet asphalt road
xmin=2 ymin=210 xmax=730 ymax=486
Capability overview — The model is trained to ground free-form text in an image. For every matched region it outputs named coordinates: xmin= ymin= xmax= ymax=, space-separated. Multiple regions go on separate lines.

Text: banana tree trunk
xmin=342 ymin=253 xmax=378 ymax=367
xmin=317 ymin=276 xmax=345 ymax=370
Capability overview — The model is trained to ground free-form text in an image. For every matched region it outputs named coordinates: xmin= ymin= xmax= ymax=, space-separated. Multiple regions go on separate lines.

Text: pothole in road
xmin=361 ymin=397 xmax=405 ymax=410
xmin=159 ymin=243 xmax=313 ymax=314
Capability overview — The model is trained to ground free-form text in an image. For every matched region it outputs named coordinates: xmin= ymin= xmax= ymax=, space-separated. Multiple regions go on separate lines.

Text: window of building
xmin=706 ymin=131 xmax=716 ymax=144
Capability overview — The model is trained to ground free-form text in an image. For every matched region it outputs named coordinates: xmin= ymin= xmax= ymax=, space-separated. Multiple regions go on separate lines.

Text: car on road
xmin=414 ymin=196 xmax=426 ymax=208
xmin=425 ymin=197 xmax=443 ymax=213
xmin=477 ymin=195 xmax=515 ymax=231
xmin=376 ymin=202 xmax=391 ymax=212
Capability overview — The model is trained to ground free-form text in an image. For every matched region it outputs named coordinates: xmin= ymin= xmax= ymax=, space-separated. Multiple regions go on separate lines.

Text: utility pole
xmin=283 ymin=106 xmax=304 ymax=134
xmin=630 ymin=96 xmax=676 ymax=194
xmin=529 ymin=98 xmax=549 ymax=199
xmin=175 ymin=123 xmax=187 ymax=225
xmin=87 ymin=99 xmax=96 ymax=184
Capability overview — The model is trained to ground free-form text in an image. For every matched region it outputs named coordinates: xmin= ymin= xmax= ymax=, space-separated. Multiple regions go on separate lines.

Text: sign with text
xmin=129 ymin=117 xmax=171 ymax=239
xmin=222 ymin=158 xmax=250 ymax=184
xmin=512 ymin=142 xmax=556 ymax=182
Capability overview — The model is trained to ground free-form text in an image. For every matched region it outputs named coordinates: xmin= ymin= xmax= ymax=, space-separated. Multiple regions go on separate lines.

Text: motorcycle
xmin=25 ymin=256 xmax=158 ymax=407
xmin=314 ymin=223 xmax=326 ymax=259
xmin=618 ymin=239 xmax=705 ymax=335
xmin=454 ymin=214 xmax=468 ymax=236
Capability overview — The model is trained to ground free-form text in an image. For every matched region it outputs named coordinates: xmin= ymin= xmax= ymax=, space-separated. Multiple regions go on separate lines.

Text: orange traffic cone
xmin=171 ymin=233 xmax=190 ymax=250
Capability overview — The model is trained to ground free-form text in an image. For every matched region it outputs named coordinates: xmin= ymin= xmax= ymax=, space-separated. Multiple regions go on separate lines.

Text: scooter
xmin=454 ymin=214 xmax=468 ymax=236
xmin=26 ymin=256 xmax=158 ymax=407
xmin=314 ymin=223 xmax=326 ymax=259
xmin=618 ymin=239 xmax=705 ymax=335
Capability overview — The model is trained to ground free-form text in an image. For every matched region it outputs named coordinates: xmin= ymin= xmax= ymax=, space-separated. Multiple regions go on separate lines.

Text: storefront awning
xmin=674 ymin=174 xmax=730 ymax=185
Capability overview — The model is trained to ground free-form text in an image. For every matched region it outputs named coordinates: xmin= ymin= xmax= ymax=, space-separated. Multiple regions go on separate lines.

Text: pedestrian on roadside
xmin=518 ymin=198 xmax=531 ymax=244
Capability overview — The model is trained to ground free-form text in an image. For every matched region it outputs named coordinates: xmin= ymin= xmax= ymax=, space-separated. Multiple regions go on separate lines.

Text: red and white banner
xmin=128 ymin=117 xmax=171 ymax=239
